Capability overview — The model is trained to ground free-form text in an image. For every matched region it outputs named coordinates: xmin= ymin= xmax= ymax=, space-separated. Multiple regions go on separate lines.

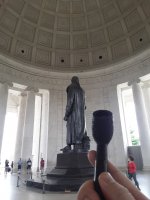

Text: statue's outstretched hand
xmin=77 ymin=150 xmax=149 ymax=200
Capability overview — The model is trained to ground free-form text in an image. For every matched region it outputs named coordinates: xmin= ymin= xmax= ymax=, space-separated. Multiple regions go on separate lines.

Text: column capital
xmin=25 ymin=86 xmax=39 ymax=93
xmin=20 ymin=92 xmax=27 ymax=97
xmin=128 ymin=78 xmax=141 ymax=86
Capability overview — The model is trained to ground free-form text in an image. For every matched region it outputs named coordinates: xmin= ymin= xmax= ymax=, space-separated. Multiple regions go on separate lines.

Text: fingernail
xmin=99 ymin=173 xmax=115 ymax=185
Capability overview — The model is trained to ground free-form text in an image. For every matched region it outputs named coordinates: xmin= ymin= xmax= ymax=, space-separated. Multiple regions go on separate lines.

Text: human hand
xmin=77 ymin=150 xmax=149 ymax=200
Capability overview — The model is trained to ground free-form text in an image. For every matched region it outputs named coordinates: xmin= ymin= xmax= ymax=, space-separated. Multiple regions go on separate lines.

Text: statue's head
xmin=71 ymin=76 xmax=79 ymax=84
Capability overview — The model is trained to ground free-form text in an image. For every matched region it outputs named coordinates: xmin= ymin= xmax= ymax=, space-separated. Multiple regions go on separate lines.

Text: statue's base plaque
xmin=27 ymin=152 xmax=94 ymax=191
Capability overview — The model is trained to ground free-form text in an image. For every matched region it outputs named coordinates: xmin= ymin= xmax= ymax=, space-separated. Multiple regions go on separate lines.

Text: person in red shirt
xmin=40 ymin=158 xmax=44 ymax=174
xmin=128 ymin=155 xmax=140 ymax=190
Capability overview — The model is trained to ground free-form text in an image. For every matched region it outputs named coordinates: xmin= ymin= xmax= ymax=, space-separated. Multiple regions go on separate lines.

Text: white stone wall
xmin=0 ymin=49 xmax=150 ymax=169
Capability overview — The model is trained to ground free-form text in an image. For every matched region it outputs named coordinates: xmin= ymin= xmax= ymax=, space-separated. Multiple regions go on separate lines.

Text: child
xmin=128 ymin=155 xmax=140 ymax=190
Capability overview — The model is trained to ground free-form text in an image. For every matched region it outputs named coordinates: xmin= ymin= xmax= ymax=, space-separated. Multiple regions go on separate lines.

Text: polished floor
xmin=0 ymin=170 xmax=149 ymax=200
xmin=0 ymin=172 xmax=77 ymax=200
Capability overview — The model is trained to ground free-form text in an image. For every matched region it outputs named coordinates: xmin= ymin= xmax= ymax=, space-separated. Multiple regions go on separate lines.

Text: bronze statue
xmin=63 ymin=76 xmax=87 ymax=152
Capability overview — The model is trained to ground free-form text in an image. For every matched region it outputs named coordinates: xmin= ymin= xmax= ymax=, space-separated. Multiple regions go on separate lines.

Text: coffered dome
xmin=0 ymin=0 xmax=150 ymax=72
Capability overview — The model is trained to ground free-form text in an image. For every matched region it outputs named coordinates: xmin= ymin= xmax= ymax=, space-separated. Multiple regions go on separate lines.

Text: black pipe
xmin=92 ymin=110 xmax=113 ymax=200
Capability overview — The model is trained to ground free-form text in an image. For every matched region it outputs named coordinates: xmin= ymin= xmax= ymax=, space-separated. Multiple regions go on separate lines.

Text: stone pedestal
xmin=46 ymin=152 xmax=94 ymax=191
xmin=27 ymin=151 xmax=94 ymax=191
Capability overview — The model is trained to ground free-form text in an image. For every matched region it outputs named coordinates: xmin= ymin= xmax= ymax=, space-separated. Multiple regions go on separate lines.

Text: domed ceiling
xmin=0 ymin=0 xmax=150 ymax=72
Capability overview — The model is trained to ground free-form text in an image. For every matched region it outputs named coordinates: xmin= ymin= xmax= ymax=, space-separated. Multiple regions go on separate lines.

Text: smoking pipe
xmin=92 ymin=110 xmax=113 ymax=200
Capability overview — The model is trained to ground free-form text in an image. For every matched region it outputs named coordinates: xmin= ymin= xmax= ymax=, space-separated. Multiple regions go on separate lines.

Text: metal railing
xmin=16 ymin=170 xmax=32 ymax=187
xmin=41 ymin=174 xmax=47 ymax=194
xmin=16 ymin=170 xmax=47 ymax=194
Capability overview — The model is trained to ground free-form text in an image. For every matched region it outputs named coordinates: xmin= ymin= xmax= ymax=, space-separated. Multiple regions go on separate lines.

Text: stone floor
xmin=0 ymin=170 xmax=149 ymax=200
xmin=137 ymin=171 xmax=150 ymax=198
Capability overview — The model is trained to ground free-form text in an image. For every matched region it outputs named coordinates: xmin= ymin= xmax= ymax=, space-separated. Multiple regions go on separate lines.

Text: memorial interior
xmin=0 ymin=0 xmax=150 ymax=198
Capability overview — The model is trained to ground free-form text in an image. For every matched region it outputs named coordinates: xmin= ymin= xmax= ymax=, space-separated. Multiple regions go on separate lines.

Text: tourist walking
xmin=18 ymin=158 xmax=22 ymax=173
xmin=5 ymin=159 xmax=9 ymax=174
xmin=40 ymin=158 xmax=45 ymax=174
xmin=27 ymin=158 xmax=32 ymax=174
xmin=11 ymin=161 xmax=14 ymax=174
xmin=128 ymin=155 xmax=140 ymax=190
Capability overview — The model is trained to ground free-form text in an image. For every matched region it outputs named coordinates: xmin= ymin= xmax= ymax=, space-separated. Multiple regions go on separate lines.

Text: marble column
xmin=47 ymin=89 xmax=58 ymax=171
xmin=38 ymin=90 xmax=49 ymax=170
xmin=14 ymin=92 xmax=27 ymax=163
xmin=32 ymin=95 xmax=42 ymax=171
xmin=142 ymin=83 xmax=150 ymax=128
xmin=21 ymin=87 xmax=38 ymax=161
xmin=0 ymin=82 xmax=12 ymax=161
xmin=129 ymin=79 xmax=150 ymax=169
xmin=47 ymin=89 xmax=64 ymax=171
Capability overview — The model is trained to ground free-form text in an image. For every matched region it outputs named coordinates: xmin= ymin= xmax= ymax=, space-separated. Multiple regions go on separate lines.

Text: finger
xmin=108 ymin=162 xmax=149 ymax=200
xmin=99 ymin=172 xmax=135 ymax=200
xmin=77 ymin=180 xmax=100 ymax=200
xmin=88 ymin=150 xmax=96 ymax=166
xmin=88 ymin=151 xmax=149 ymax=200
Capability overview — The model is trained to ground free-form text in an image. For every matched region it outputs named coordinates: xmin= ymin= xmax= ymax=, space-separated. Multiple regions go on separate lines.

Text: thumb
xmin=99 ymin=173 xmax=135 ymax=200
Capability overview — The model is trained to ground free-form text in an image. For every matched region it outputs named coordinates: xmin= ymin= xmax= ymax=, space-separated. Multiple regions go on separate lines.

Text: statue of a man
xmin=63 ymin=76 xmax=85 ymax=150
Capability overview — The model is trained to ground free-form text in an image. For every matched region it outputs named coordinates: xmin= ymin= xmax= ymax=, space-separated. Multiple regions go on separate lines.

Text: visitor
xmin=27 ymin=158 xmax=32 ymax=174
xmin=128 ymin=155 xmax=140 ymax=190
xmin=40 ymin=158 xmax=45 ymax=174
xmin=11 ymin=161 xmax=13 ymax=174
xmin=5 ymin=159 xmax=9 ymax=174
xmin=77 ymin=150 xmax=148 ymax=200
xmin=18 ymin=158 xmax=22 ymax=173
